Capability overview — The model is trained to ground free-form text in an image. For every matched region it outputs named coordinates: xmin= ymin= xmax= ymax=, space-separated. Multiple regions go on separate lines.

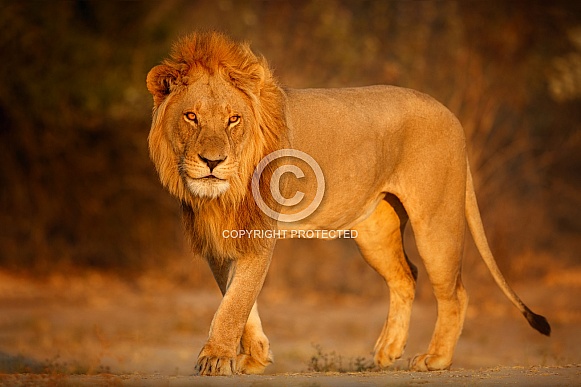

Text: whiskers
xmin=179 ymin=157 xmax=236 ymax=199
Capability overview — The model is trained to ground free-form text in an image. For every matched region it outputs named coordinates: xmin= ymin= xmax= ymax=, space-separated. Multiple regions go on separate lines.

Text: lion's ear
xmin=146 ymin=64 xmax=181 ymax=106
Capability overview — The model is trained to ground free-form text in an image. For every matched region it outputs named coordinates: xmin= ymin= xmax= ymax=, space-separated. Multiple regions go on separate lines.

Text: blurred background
xmin=1 ymin=0 xmax=580 ymax=298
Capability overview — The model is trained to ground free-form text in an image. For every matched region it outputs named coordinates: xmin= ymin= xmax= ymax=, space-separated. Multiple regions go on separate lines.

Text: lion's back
xmin=285 ymin=85 xmax=462 ymax=161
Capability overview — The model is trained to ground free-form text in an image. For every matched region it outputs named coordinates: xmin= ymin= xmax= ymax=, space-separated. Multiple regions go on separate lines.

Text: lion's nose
xmin=199 ymin=154 xmax=226 ymax=173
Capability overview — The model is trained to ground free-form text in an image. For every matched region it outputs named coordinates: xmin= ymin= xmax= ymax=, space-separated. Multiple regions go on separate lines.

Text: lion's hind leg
xmin=408 ymin=200 xmax=469 ymax=371
xmin=353 ymin=196 xmax=416 ymax=368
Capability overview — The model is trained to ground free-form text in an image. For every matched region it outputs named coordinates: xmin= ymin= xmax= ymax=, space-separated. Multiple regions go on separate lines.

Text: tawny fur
xmin=146 ymin=32 xmax=550 ymax=376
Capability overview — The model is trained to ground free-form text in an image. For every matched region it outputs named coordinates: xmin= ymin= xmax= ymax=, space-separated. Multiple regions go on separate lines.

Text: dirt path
xmin=1 ymin=365 xmax=579 ymax=386
xmin=0 ymin=271 xmax=579 ymax=385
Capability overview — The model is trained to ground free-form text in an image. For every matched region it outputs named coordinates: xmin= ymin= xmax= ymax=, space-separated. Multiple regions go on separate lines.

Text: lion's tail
xmin=465 ymin=163 xmax=551 ymax=336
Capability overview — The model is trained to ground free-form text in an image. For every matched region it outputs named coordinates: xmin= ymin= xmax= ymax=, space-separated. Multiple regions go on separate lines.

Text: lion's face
xmin=147 ymin=32 xmax=286 ymax=209
xmin=158 ymin=74 xmax=257 ymax=200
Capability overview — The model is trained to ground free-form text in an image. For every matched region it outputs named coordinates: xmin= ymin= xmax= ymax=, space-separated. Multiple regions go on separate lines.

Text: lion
xmin=146 ymin=32 xmax=550 ymax=376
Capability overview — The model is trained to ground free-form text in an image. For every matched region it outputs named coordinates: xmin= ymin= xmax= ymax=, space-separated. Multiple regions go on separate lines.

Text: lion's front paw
xmin=237 ymin=352 xmax=272 ymax=375
xmin=237 ymin=332 xmax=273 ymax=374
xmin=409 ymin=353 xmax=451 ymax=371
xmin=196 ymin=355 xmax=236 ymax=376
xmin=196 ymin=345 xmax=237 ymax=376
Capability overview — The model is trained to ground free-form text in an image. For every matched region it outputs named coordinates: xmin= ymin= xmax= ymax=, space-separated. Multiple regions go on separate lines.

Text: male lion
xmin=146 ymin=32 xmax=550 ymax=376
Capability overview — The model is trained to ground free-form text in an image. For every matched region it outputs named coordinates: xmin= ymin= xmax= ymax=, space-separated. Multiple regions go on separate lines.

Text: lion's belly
xmin=273 ymin=149 xmax=389 ymax=233
xmin=276 ymin=192 xmax=385 ymax=238
xmin=278 ymin=188 xmax=385 ymax=233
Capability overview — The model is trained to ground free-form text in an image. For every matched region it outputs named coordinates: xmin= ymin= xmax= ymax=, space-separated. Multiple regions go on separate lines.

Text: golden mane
xmin=146 ymin=32 xmax=288 ymax=260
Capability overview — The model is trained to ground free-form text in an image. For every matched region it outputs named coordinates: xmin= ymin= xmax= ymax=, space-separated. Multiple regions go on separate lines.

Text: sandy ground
xmin=0 ymin=269 xmax=579 ymax=386
xmin=1 ymin=366 xmax=580 ymax=386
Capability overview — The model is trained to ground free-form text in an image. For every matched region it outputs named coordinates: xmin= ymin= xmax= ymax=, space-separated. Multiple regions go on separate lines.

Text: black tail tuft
xmin=524 ymin=307 xmax=551 ymax=336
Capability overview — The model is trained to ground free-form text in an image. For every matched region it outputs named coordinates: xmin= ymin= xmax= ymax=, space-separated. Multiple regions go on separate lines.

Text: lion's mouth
xmin=182 ymin=171 xmax=224 ymax=181
xmin=200 ymin=175 xmax=226 ymax=182
xmin=184 ymin=175 xmax=230 ymax=199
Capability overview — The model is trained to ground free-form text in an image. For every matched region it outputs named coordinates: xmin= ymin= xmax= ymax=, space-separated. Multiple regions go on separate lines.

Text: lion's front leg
xmin=237 ymin=303 xmax=273 ymax=374
xmin=197 ymin=249 xmax=273 ymax=376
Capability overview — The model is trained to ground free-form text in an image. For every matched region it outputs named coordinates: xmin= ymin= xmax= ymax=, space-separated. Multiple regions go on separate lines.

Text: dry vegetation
xmin=0 ymin=3 xmax=580 ymax=378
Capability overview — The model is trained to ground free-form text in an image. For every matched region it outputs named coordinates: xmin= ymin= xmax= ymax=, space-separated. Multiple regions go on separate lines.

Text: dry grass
xmin=307 ymin=344 xmax=376 ymax=373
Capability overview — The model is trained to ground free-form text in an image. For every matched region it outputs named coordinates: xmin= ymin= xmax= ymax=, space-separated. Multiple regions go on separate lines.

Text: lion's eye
xmin=228 ymin=115 xmax=241 ymax=125
xmin=184 ymin=112 xmax=198 ymax=123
